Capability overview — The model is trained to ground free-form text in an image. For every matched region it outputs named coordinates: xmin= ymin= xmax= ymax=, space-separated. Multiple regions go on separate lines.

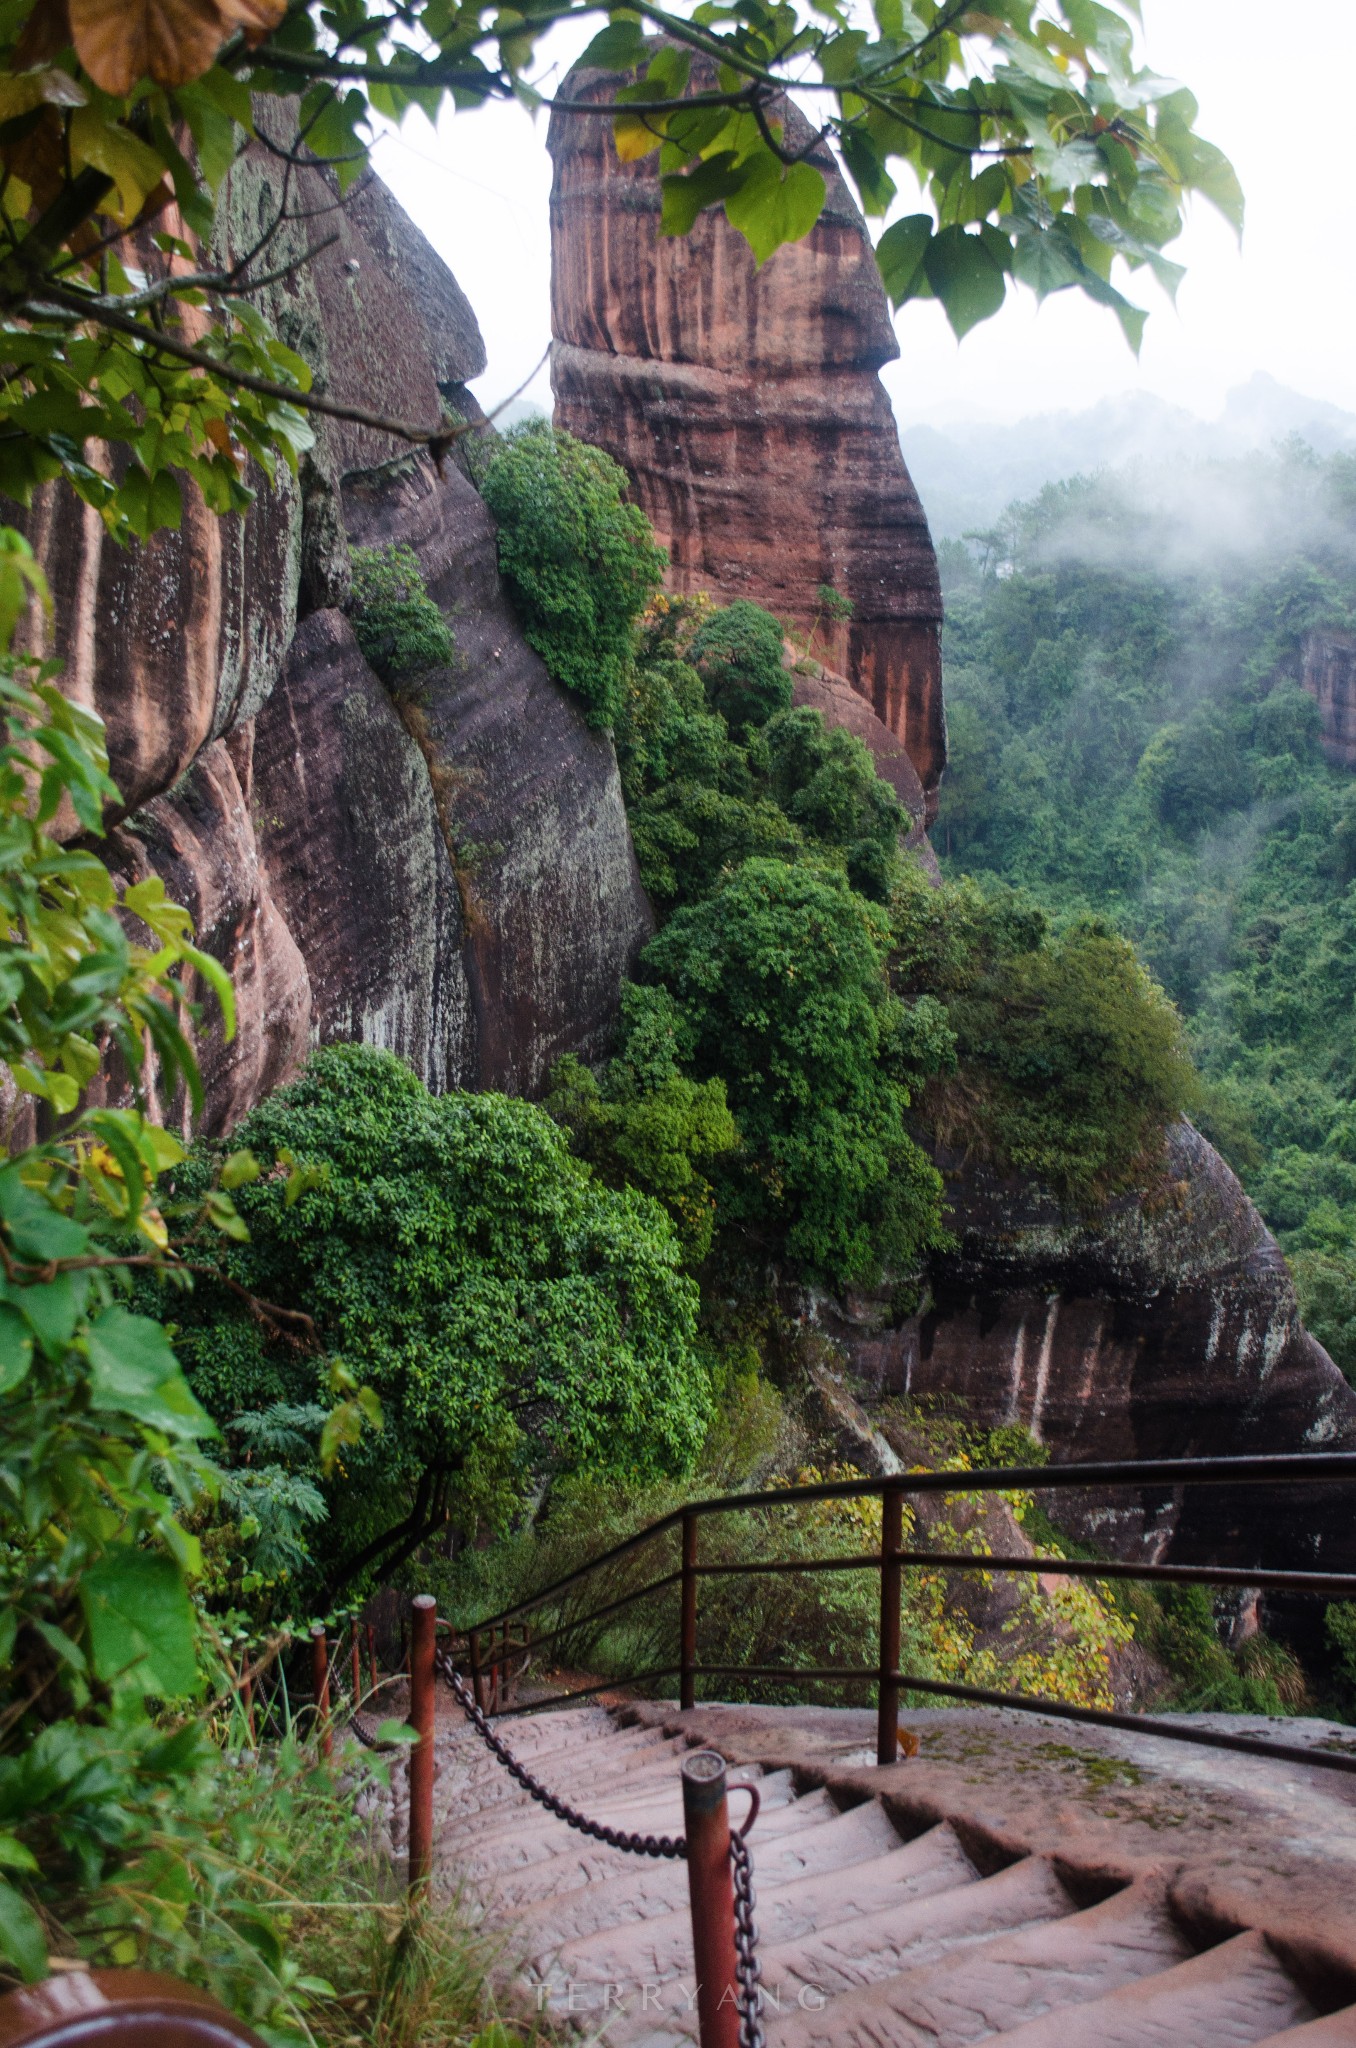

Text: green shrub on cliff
xmin=690 ymin=598 xmax=792 ymax=735
xmin=765 ymin=706 xmax=907 ymax=903
xmin=616 ymin=595 xmax=908 ymax=914
xmin=891 ymin=866 xmax=1196 ymax=1207
xmin=639 ymin=858 xmax=950 ymax=1284
xmin=168 ymin=1045 xmax=711 ymax=1602
xmin=347 ymin=542 xmax=455 ymax=688
xmin=481 ymin=422 xmax=667 ymax=728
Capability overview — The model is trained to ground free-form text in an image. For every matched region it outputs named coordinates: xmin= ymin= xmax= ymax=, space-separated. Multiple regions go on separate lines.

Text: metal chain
xmin=436 ymin=1650 xmax=765 ymax=2040
xmin=348 ymin=1709 xmax=399 ymax=1752
xmin=435 ymin=1650 xmax=686 ymax=1859
xmin=730 ymin=1829 xmax=766 ymax=2048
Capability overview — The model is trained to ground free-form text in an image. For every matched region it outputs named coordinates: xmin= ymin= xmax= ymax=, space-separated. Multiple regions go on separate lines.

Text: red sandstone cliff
xmin=16 ymin=150 xmax=652 ymax=1134
xmin=547 ymin=62 xmax=947 ymax=819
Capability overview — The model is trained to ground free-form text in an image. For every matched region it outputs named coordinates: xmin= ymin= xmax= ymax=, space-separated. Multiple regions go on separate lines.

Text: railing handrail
xmin=458 ymin=1449 xmax=1356 ymax=1638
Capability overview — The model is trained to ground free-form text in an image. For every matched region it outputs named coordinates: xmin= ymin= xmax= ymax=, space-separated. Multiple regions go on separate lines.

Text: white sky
xmin=372 ymin=0 xmax=1356 ymax=430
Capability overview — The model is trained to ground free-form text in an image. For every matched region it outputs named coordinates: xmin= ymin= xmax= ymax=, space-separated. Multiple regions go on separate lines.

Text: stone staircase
xmin=427 ymin=1699 xmax=1356 ymax=2046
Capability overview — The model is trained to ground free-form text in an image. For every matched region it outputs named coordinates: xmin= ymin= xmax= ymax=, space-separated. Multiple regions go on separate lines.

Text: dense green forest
xmin=935 ymin=439 xmax=1356 ymax=1377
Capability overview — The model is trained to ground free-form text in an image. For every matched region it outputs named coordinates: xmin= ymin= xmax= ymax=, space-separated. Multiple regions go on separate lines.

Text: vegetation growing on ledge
xmin=346 ymin=543 xmax=455 ymax=689
xmin=481 ymin=422 xmax=667 ymax=728
xmin=476 ymin=430 xmax=1203 ymax=1283
xmin=639 ymin=858 xmax=948 ymax=1286
xmin=890 ymin=867 xmax=1197 ymax=1209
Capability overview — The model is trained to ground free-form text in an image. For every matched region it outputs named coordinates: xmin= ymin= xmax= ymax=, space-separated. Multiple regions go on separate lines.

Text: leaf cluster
xmin=891 ymin=865 xmax=1195 ymax=1207
xmin=0 ymin=0 xmax=1236 ymax=543
xmin=346 ymin=543 xmax=455 ymax=691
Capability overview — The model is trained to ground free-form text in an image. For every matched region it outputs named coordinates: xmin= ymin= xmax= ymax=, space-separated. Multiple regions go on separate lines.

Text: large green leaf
xmin=0 ymin=1170 xmax=90 ymax=1264
xmin=924 ymin=224 xmax=1010 ymax=338
xmin=876 ymin=214 xmax=933 ymax=306
xmin=0 ymin=1306 xmax=32 ymax=1395
xmin=85 ymin=1307 xmax=216 ymax=1442
xmin=80 ymin=1548 xmax=200 ymax=1699
xmin=0 ymin=1880 xmax=45 ymax=1983
xmin=724 ymin=156 xmax=826 ymax=267
xmin=660 ymin=152 xmax=747 ymax=239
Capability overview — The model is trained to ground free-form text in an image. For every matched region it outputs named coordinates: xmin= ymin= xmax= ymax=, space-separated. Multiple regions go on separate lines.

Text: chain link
xmin=729 ymin=1829 xmax=765 ymax=2048
xmin=435 ymin=1650 xmax=765 ymax=2039
xmin=435 ymin=1649 xmax=687 ymax=1859
xmin=348 ymin=1709 xmax=399 ymax=1752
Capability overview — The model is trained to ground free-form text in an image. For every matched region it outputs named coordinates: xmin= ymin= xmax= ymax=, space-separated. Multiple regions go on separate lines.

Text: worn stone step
xmin=437 ymin=1737 xmax=696 ymax=1834
xmin=754 ymin=1852 xmax=1076 ymax=2003
xmin=765 ymin=1875 xmax=1191 ymax=2048
xmin=978 ymin=1928 xmax=1316 ymax=2046
xmin=744 ymin=1823 xmax=979 ymax=1951
xmin=438 ymin=1716 xmax=678 ymax=1789
xmin=1250 ymin=2015 xmax=1356 ymax=2045
xmin=478 ymin=1786 xmax=855 ymax=1914
xmin=515 ymin=1817 xmax=971 ymax=1960
xmin=537 ymin=1849 xmax=1073 ymax=2036
xmin=435 ymin=1744 xmax=691 ymax=1827
xmin=443 ymin=1720 xmax=681 ymax=1780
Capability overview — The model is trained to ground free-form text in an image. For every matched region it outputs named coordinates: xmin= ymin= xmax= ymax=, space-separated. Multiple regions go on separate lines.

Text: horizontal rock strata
xmin=547 ymin=61 xmax=947 ymax=817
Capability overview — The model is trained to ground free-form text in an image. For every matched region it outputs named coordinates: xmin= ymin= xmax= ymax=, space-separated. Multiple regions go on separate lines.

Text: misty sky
xmin=372 ymin=0 xmax=1356 ymax=431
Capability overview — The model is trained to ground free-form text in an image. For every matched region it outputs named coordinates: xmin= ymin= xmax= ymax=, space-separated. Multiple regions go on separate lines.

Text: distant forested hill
xmin=902 ymin=375 xmax=1356 ymax=538
xmin=936 ymin=439 xmax=1356 ymax=1378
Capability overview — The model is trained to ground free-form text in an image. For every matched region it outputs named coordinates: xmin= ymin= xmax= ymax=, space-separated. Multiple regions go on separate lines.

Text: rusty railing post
xmin=500 ymin=1618 xmax=509 ymax=1709
xmin=877 ymin=1482 xmax=904 ymax=1765
xmin=469 ymin=1624 xmax=485 ymax=1714
xmin=408 ymin=1594 xmax=437 ymax=1895
xmin=680 ymin=1750 xmax=741 ymax=2048
xmin=680 ymin=1509 xmax=698 ymax=1711
xmin=311 ymin=1623 xmax=332 ymax=1759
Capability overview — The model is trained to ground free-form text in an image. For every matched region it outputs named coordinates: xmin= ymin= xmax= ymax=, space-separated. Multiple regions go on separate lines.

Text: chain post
xmin=500 ymin=1619 xmax=509 ymax=1709
xmin=311 ymin=1624 xmax=332 ymax=1759
xmin=877 ymin=1482 xmax=904 ymax=1766
xmin=366 ymin=1620 xmax=378 ymax=1696
xmin=681 ymin=1751 xmax=741 ymax=2048
xmin=468 ymin=1624 xmax=485 ymax=1714
xmin=680 ymin=1509 xmax=698 ymax=1711
xmin=408 ymin=1595 xmax=437 ymax=1895
xmin=435 ymin=1653 xmax=763 ymax=2043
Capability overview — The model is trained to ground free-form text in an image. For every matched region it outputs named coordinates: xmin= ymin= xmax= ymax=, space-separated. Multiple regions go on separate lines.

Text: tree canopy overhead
xmin=0 ymin=0 xmax=1237 ymax=543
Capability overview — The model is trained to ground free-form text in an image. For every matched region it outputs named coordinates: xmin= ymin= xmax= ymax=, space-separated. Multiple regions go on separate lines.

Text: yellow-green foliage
xmin=892 ymin=865 xmax=1197 ymax=1208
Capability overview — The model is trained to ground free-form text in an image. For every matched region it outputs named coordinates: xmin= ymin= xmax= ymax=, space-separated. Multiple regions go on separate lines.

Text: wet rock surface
xmin=17 ymin=165 xmax=647 ymax=1128
xmin=811 ymin=1119 xmax=1356 ymax=1569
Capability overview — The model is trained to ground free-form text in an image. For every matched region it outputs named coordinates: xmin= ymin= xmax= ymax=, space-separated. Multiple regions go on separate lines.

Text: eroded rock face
xmin=22 ymin=164 xmax=649 ymax=1129
xmin=547 ymin=63 xmax=947 ymax=817
xmin=1302 ymin=628 xmax=1356 ymax=770
xmin=812 ymin=1120 xmax=1356 ymax=1571
xmin=790 ymin=660 xmax=939 ymax=876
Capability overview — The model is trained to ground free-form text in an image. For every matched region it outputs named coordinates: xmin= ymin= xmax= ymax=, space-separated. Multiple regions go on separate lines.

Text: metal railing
xmin=453 ymin=1451 xmax=1356 ymax=1774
